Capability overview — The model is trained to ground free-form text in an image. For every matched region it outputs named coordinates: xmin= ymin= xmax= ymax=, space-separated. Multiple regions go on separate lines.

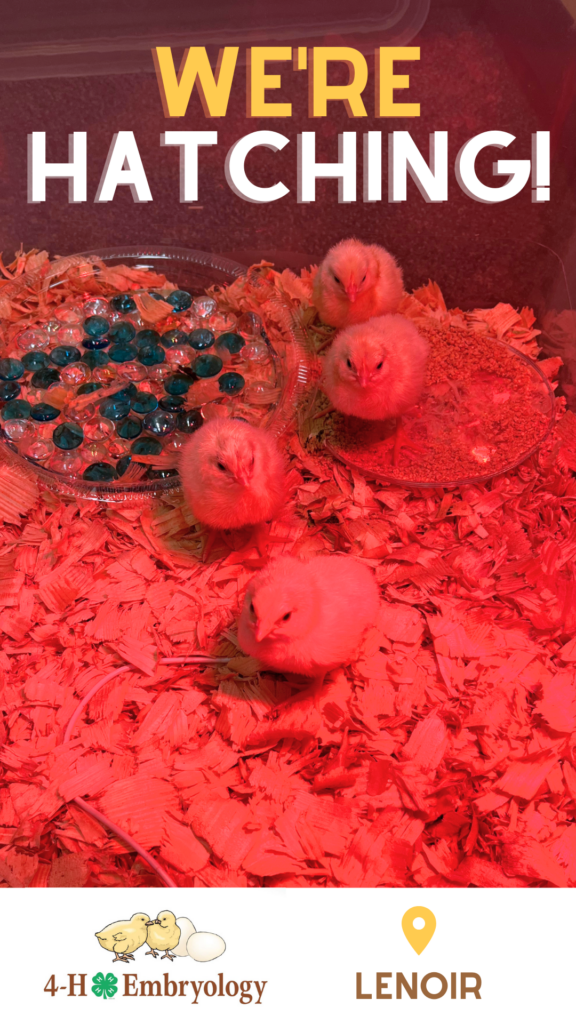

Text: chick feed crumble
xmin=314 ymin=319 xmax=554 ymax=487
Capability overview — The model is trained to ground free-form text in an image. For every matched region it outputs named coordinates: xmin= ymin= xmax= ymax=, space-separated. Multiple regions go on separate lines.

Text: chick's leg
xmin=201 ymin=528 xmax=219 ymax=562
xmin=392 ymin=417 xmax=426 ymax=467
xmin=310 ymin=673 xmax=327 ymax=711
xmin=269 ymin=673 xmax=325 ymax=713
xmin=112 ymin=954 xmax=131 ymax=963
xmin=145 ymin=949 xmax=159 ymax=958
xmin=161 ymin=952 xmax=177 ymax=960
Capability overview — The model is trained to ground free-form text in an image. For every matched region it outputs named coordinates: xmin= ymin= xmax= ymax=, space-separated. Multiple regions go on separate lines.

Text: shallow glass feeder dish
xmin=323 ymin=340 xmax=555 ymax=490
xmin=0 ymin=247 xmax=311 ymax=502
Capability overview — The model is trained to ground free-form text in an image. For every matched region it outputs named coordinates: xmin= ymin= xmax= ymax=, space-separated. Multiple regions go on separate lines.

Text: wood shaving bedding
xmin=0 ymin=249 xmax=574 ymax=889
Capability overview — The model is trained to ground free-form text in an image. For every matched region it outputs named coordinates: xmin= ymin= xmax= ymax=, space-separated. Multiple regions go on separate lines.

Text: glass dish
xmin=0 ymin=246 xmax=312 ymax=502
xmin=323 ymin=341 xmax=555 ymax=490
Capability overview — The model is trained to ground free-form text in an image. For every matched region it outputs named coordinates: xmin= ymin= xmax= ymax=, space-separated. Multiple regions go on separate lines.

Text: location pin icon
xmin=402 ymin=907 xmax=436 ymax=955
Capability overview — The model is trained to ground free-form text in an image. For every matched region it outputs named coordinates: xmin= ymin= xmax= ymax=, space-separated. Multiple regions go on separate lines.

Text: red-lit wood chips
xmin=0 ymin=250 xmax=575 ymax=889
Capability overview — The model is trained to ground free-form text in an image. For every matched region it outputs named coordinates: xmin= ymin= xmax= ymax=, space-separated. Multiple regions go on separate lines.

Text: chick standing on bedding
xmin=95 ymin=913 xmax=151 ymax=963
xmin=313 ymin=238 xmax=404 ymax=328
xmin=323 ymin=314 xmax=429 ymax=463
xmin=237 ymin=554 xmax=380 ymax=685
xmin=324 ymin=314 xmax=429 ymax=420
xmin=179 ymin=418 xmax=286 ymax=531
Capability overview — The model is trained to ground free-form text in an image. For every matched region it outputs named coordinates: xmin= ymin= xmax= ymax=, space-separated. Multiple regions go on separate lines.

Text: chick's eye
xmin=217 ymin=462 xmax=226 ymax=472
xmin=361 ymin=274 xmax=366 ymax=283
xmin=283 ymin=612 xmax=291 ymax=621
xmin=249 ymin=601 xmax=254 ymax=613
xmin=376 ymin=361 xmax=383 ymax=369
xmin=346 ymin=358 xmax=352 ymax=369
xmin=333 ymin=275 xmax=341 ymax=285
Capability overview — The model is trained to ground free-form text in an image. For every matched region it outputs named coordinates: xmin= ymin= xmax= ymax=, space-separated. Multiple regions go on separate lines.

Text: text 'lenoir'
xmin=356 ymin=972 xmax=482 ymax=1000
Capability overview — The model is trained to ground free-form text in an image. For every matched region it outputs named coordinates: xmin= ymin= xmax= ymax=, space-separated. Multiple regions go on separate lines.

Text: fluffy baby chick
xmin=95 ymin=913 xmax=151 ymax=963
xmin=146 ymin=911 xmax=181 ymax=961
xmin=313 ymin=238 xmax=404 ymax=328
xmin=237 ymin=554 xmax=380 ymax=681
xmin=323 ymin=314 xmax=429 ymax=423
xmin=179 ymin=418 xmax=286 ymax=531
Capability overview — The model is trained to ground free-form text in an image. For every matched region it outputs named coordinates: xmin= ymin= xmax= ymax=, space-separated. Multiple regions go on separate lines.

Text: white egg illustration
xmin=173 ymin=917 xmax=197 ymax=956
xmin=187 ymin=930 xmax=226 ymax=962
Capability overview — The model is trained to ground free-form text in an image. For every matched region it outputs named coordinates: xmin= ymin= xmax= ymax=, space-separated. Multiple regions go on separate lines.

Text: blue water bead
xmin=110 ymin=293 xmax=136 ymax=314
xmin=116 ymin=454 xmax=134 ymax=476
xmin=113 ymin=383 xmax=138 ymax=401
xmin=22 ymin=351 xmax=49 ymax=371
xmin=2 ymin=399 xmax=31 ymax=420
xmin=83 ymin=462 xmax=119 ymax=482
xmin=80 ymin=350 xmax=109 ymax=369
xmin=117 ymin=417 xmax=142 ymax=440
xmin=131 ymin=391 xmax=158 ymax=414
xmin=161 ymin=329 xmax=188 ymax=348
xmin=31 ymin=367 xmax=60 ymax=388
xmin=0 ymin=381 xmax=21 ymax=401
xmin=77 ymin=382 xmax=102 ymax=396
xmin=83 ymin=315 xmax=110 ymax=337
xmin=53 ymin=422 xmax=84 ymax=449
xmin=218 ymin=371 xmax=245 ymax=395
xmin=164 ymin=374 xmax=190 ymax=396
xmin=108 ymin=320 xmax=136 ymax=344
xmin=138 ymin=343 xmax=165 ymax=366
xmin=82 ymin=335 xmax=110 ymax=350
xmin=177 ymin=408 xmax=203 ymax=433
xmin=149 ymin=291 xmax=164 ymax=301
xmin=109 ymin=344 xmax=138 ymax=363
xmin=193 ymin=353 xmax=222 ymax=378
xmin=131 ymin=436 xmax=162 ymax=456
xmin=159 ymin=395 xmax=184 ymax=412
xmin=188 ymin=328 xmax=214 ymax=351
xmin=99 ymin=396 xmax=131 ymax=421
xmin=135 ymin=329 xmax=161 ymax=347
xmin=31 ymin=403 xmax=60 ymax=422
xmin=143 ymin=409 xmax=176 ymax=437
xmin=50 ymin=346 xmax=81 ymax=366
xmin=167 ymin=289 xmax=192 ymax=312
xmin=0 ymin=358 xmax=25 ymax=381
xmin=216 ymin=332 xmax=245 ymax=355
xmin=180 ymin=365 xmax=198 ymax=380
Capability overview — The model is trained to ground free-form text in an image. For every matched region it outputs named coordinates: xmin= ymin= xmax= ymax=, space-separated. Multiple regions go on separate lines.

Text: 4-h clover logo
xmin=92 ymin=972 xmax=118 ymax=999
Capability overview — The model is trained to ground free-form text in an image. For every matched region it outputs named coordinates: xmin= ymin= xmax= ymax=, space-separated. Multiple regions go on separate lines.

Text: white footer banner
xmin=1 ymin=888 xmax=572 ymax=1021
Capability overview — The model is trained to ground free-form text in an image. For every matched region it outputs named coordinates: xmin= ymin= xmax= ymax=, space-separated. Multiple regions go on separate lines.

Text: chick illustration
xmin=146 ymin=911 xmax=181 ymax=961
xmin=95 ymin=913 xmax=151 ymax=963
xmin=179 ymin=418 xmax=286 ymax=536
xmin=238 ymin=554 xmax=380 ymax=685
xmin=313 ymin=238 xmax=404 ymax=328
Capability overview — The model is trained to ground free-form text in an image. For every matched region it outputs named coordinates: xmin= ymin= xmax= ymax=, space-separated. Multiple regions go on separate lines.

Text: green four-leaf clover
xmin=92 ymin=972 xmax=118 ymax=999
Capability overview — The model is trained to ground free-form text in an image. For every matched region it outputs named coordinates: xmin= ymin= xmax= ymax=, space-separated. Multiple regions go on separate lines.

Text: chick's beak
xmin=346 ymin=280 xmax=358 ymax=303
xmin=234 ymin=460 xmax=254 ymax=488
xmin=254 ymin=618 xmax=274 ymax=643
xmin=357 ymin=373 xmax=370 ymax=388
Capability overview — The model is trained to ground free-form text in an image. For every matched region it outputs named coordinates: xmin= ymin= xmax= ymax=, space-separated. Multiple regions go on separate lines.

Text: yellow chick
xmin=313 ymin=238 xmax=404 ymax=328
xmin=146 ymin=911 xmax=181 ymax=961
xmin=95 ymin=913 xmax=151 ymax=963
